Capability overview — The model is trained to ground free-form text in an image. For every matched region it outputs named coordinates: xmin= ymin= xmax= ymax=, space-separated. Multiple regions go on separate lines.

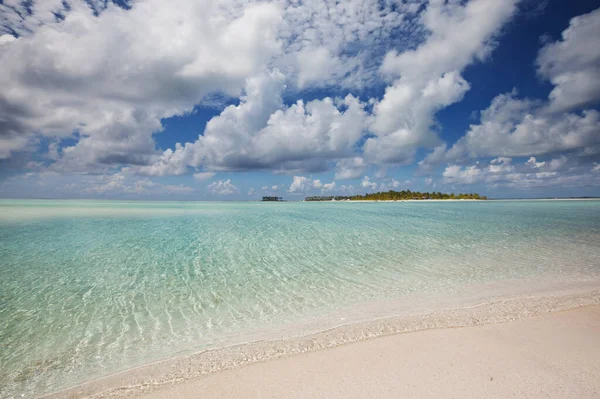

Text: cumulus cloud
xmin=441 ymin=156 xmax=597 ymax=189
xmin=428 ymin=10 xmax=600 ymax=167
xmin=247 ymin=188 xmax=256 ymax=196
xmin=286 ymin=175 xmax=337 ymax=194
xmin=536 ymin=8 xmax=600 ymax=112
xmin=526 ymin=157 xmax=546 ymax=169
xmin=287 ymin=176 xmax=311 ymax=193
xmin=488 ymin=157 xmax=515 ymax=174
xmin=0 ymin=0 xmax=282 ymax=163
xmin=1 ymin=0 xmax=522 ymax=176
xmin=360 ymin=176 xmax=377 ymax=190
xmin=446 ymin=92 xmax=600 ymax=159
xmin=418 ymin=144 xmax=448 ymax=172
xmin=295 ymin=47 xmax=343 ymax=89
xmin=526 ymin=155 xmax=569 ymax=172
xmin=0 ymin=0 xmax=425 ymax=168
xmin=335 ymin=157 xmax=367 ymax=180
xmin=443 ymin=165 xmax=484 ymax=185
xmin=2 ymin=0 xmax=599 ymax=199
xmin=364 ymin=0 xmax=519 ymax=164
xmin=547 ymin=155 xmax=568 ymax=171
xmin=207 ymin=179 xmax=239 ymax=195
xmin=142 ymin=70 xmax=368 ymax=174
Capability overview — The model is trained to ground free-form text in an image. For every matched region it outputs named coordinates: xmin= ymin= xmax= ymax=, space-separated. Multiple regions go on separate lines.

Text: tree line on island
xmin=304 ymin=190 xmax=487 ymax=201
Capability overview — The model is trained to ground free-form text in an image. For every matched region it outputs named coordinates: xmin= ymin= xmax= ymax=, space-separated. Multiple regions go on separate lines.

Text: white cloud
xmin=445 ymin=92 xmax=600 ymax=159
xmin=0 ymin=34 xmax=16 ymax=45
xmin=526 ymin=155 xmax=569 ymax=172
xmin=1 ymin=0 xmax=523 ymax=175
xmin=418 ymin=144 xmax=448 ymax=172
xmin=0 ymin=134 xmax=30 ymax=160
xmin=0 ymin=0 xmax=70 ymax=36
xmin=295 ymin=47 xmax=343 ymax=89
xmin=526 ymin=157 xmax=546 ymax=169
xmin=547 ymin=155 xmax=568 ymax=171
xmin=193 ymin=172 xmax=216 ymax=181
xmin=84 ymin=173 xmax=127 ymax=194
xmin=2 ymin=1 xmax=599 ymax=199
xmin=207 ymin=179 xmax=239 ymax=195
xmin=536 ymin=8 xmax=600 ymax=112
xmin=335 ymin=157 xmax=366 ymax=180
xmin=441 ymin=157 xmax=598 ymax=189
xmin=442 ymin=165 xmax=484 ymax=185
xmin=321 ymin=181 xmax=336 ymax=192
xmin=365 ymin=0 xmax=519 ymax=164
xmin=143 ymin=70 xmax=368 ymax=174
xmin=0 ymin=0 xmax=283 ymax=163
xmin=287 ymin=175 xmax=334 ymax=194
xmin=592 ymin=163 xmax=600 ymax=172
xmin=274 ymin=0 xmax=422 ymax=90
xmin=0 ymin=0 xmax=424 ymax=168
xmin=360 ymin=176 xmax=377 ymax=190
xmin=287 ymin=176 xmax=312 ymax=194
xmin=433 ymin=10 xmax=600 ymax=165
xmin=488 ymin=157 xmax=514 ymax=174
xmin=248 ymin=188 xmax=256 ymax=196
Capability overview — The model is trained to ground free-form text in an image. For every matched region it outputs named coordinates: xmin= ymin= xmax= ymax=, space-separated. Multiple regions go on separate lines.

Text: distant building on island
xmin=262 ymin=196 xmax=284 ymax=201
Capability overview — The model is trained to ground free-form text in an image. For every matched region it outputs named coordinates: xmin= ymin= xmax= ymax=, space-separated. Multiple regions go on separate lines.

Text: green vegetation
xmin=305 ymin=190 xmax=486 ymax=201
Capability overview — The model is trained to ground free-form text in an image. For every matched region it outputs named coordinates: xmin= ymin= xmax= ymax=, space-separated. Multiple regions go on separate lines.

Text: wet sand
xmin=142 ymin=305 xmax=600 ymax=399
xmin=44 ymin=300 xmax=600 ymax=398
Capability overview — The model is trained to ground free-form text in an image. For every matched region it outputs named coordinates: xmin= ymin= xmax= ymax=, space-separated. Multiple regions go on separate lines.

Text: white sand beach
xmin=44 ymin=302 xmax=600 ymax=399
xmin=138 ymin=306 xmax=600 ymax=399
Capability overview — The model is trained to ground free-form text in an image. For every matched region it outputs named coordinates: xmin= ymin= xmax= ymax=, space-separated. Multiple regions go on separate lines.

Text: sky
xmin=0 ymin=0 xmax=599 ymax=200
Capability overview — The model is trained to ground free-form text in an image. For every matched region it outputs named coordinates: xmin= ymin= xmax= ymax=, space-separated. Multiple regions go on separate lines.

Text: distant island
xmin=305 ymin=190 xmax=486 ymax=201
xmin=262 ymin=196 xmax=285 ymax=201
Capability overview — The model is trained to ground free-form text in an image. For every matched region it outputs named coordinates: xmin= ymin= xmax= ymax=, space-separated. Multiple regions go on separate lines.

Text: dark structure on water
xmin=262 ymin=196 xmax=284 ymax=201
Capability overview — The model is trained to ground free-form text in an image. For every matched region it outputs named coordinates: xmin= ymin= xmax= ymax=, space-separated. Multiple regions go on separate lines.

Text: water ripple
xmin=1 ymin=200 xmax=600 ymax=397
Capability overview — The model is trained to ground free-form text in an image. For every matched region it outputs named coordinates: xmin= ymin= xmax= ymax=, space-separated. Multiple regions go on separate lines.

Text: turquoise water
xmin=1 ymin=199 xmax=600 ymax=397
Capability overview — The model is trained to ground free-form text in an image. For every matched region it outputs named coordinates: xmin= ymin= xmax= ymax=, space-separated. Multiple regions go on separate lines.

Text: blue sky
xmin=0 ymin=0 xmax=599 ymax=199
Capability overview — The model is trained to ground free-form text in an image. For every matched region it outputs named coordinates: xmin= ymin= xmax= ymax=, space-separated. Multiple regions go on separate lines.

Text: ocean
xmin=1 ymin=199 xmax=600 ymax=397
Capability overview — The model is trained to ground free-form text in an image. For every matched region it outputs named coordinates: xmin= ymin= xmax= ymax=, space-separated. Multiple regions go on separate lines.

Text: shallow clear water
xmin=1 ymin=199 xmax=600 ymax=397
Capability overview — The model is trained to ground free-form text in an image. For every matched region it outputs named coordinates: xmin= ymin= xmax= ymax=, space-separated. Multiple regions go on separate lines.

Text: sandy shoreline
xmin=42 ymin=286 xmax=600 ymax=399
xmin=142 ymin=305 xmax=600 ymax=399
